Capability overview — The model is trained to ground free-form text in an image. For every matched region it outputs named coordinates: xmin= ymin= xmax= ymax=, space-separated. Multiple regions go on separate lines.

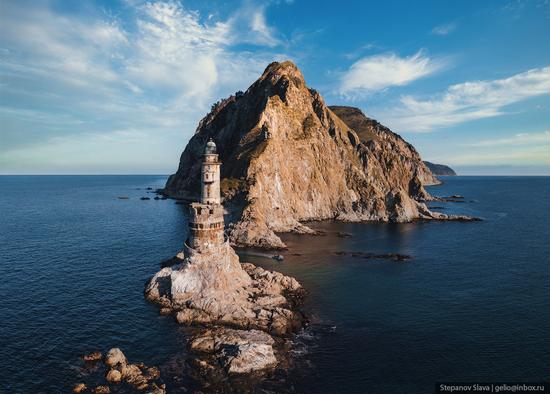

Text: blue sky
xmin=1 ymin=0 xmax=549 ymax=175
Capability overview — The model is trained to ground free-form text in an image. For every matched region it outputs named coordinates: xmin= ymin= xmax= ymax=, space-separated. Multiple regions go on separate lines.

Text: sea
xmin=0 ymin=175 xmax=549 ymax=393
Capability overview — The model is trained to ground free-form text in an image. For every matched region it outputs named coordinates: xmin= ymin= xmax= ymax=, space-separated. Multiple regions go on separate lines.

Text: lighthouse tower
xmin=187 ymin=139 xmax=225 ymax=252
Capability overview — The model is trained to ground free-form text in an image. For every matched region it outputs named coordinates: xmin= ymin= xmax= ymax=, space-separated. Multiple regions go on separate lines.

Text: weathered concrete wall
xmin=188 ymin=203 xmax=225 ymax=251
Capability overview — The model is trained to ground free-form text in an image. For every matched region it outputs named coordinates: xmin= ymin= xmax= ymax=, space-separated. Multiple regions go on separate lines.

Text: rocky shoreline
xmin=142 ymin=240 xmax=306 ymax=387
xmin=74 ymin=348 xmax=164 ymax=393
xmin=145 ymin=246 xmax=305 ymax=335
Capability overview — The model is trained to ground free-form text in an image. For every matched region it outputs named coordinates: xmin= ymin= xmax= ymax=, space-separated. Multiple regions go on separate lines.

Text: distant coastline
xmin=423 ymin=161 xmax=457 ymax=176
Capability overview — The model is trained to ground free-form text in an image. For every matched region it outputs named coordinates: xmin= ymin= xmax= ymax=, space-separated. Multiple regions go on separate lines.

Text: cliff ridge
xmin=165 ymin=61 xmax=457 ymax=249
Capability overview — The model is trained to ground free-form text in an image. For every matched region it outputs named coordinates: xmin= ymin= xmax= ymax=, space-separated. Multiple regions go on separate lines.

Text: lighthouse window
xmin=205 ymin=173 xmax=209 ymax=180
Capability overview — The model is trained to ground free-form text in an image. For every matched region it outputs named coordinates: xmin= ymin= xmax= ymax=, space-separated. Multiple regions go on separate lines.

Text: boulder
xmin=190 ymin=328 xmax=277 ymax=374
xmin=105 ymin=369 xmax=121 ymax=383
xmin=104 ymin=348 xmax=126 ymax=368
xmin=223 ymin=342 xmax=277 ymax=374
xmin=73 ymin=383 xmax=87 ymax=393
xmin=120 ymin=363 xmax=142 ymax=382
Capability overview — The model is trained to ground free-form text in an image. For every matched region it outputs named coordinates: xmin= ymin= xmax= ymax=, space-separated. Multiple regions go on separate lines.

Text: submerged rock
xmin=82 ymin=351 xmax=102 ymax=362
xmin=334 ymin=251 xmax=411 ymax=262
xmin=72 ymin=383 xmax=87 ymax=393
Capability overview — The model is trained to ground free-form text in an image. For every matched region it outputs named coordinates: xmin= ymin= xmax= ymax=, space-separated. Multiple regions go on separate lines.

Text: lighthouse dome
xmin=205 ymin=138 xmax=217 ymax=154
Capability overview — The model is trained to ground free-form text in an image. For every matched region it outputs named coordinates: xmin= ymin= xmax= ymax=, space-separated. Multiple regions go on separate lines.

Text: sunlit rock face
xmin=147 ymin=141 xmax=304 ymax=336
xmin=145 ymin=248 xmax=303 ymax=336
xmin=165 ymin=61 xmax=442 ymax=249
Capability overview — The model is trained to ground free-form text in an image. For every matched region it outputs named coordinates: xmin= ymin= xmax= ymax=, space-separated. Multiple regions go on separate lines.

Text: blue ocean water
xmin=0 ymin=175 xmax=549 ymax=393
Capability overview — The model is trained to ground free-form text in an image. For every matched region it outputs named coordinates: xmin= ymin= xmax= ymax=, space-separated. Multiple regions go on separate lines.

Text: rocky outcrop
xmin=145 ymin=243 xmax=304 ymax=337
xmin=145 ymin=240 xmax=304 ymax=379
xmin=189 ymin=328 xmax=278 ymax=374
xmin=75 ymin=348 xmax=165 ymax=394
xmin=423 ymin=161 xmax=457 ymax=176
xmin=164 ymin=61 xmax=450 ymax=249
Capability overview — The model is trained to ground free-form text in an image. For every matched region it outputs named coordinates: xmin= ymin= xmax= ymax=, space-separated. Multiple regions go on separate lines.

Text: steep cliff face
xmin=165 ymin=61 xmax=442 ymax=248
xmin=329 ymin=106 xmax=440 ymax=187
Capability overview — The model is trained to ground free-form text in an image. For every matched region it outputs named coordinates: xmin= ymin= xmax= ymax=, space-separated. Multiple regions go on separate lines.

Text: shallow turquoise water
xmin=0 ymin=176 xmax=549 ymax=393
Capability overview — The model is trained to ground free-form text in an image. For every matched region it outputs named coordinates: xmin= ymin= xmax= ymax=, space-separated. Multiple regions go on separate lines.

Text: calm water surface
xmin=0 ymin=176 xmax=549 ymax=393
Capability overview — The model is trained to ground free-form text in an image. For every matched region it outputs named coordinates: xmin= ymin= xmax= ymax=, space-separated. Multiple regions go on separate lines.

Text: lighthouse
xmin=200 ymin=139 xmax=221 ymax=205
xmin=187 ymin=138 xmax=225 ymax=252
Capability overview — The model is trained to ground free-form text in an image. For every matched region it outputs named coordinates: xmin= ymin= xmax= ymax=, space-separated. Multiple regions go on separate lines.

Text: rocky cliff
xmin=329 ymin=106 xmax=439 ymax=186
xmin=165 ymin=61 xmax=447 ymax=249
xmin=424 ymin=161 xmax=457 ymax=176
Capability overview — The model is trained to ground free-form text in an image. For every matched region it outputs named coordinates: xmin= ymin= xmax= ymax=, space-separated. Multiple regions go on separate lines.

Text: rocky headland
xmin=164 ymin=61 xmax=474 ymax=249
xmin=423 ymin=161 xmax=457 ymax=176
xmin=138 ymin=61 xmax=480 ymax=389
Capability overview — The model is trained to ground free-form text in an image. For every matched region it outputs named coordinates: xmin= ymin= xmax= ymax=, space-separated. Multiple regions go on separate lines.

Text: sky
xmin=1 ymin=0 xmax=549 ymax=175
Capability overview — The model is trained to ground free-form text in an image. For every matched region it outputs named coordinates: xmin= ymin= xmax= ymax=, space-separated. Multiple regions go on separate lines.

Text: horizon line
xmin=1 ymin=173 xmax=549 ymax=177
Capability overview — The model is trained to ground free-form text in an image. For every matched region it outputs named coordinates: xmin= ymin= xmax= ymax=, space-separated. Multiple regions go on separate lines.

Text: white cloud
xmin=383 ymin=67 xmax=550 ymax=132
xmin=0 ymin=0 xmax=286 ymax=173
xmin=228 ymin=1 xmax=281 ymax=47
xmin=431 ymin=22 xmax=457 ymax=36
xmin=339 ymin=50 xmax=447 ymax=95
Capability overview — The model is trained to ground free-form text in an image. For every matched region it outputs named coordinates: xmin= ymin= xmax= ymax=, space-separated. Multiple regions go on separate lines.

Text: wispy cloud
xmin=425 ymin=130 xmax=550 ymax=167
xmin=0 ymin=0 xmax=286 ymax=173
xmin=440 ymin=146 xmax=550 ymax=166
xmin=465 ymin=131 xmax=550 ymax=147
xmin=344 ymin=42 xmax=378 ymax=60
xmin=431 ymin=22 xmax=457 ymax=36
xmin=382 ymin=67 xmax=550 ymax=132
xmin=339 ymin=50 xmax=448 ymax=96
